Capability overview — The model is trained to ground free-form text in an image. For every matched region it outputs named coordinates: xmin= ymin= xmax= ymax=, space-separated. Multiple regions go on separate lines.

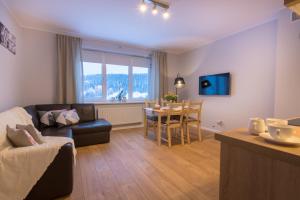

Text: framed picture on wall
xmin=0 ymin=21 xmax=16 ymax=55
xmin=0 ymin=22 xmax=6 ymax=46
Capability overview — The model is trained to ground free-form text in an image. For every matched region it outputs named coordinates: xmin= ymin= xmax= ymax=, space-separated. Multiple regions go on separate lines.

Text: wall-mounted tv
xmin=199 ymin=73 xmax=231 ymax=95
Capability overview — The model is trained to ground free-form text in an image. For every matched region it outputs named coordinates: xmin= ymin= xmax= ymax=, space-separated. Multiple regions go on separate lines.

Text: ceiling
xmin=3 ymin=0 xmax=284 ymax=54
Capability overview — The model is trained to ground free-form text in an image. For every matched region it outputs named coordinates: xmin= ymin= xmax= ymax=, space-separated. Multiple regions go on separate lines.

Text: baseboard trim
xmin=111 ymin=124 xmax=222 ymax=134
xmin=112 ymin=123 xmax=143 ymax=131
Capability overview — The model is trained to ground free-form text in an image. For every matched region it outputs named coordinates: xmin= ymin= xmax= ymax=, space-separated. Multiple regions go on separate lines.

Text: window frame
xmin=82 ymin=62 xmax=105 ymax=103
xmin=82 ymin=52 xmax=151 ymax=103
xmin=131 ymin=66 xmax=150 ymax=101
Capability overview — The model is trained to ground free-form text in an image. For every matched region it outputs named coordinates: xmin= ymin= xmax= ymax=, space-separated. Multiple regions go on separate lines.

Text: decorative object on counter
xmin=267 ymin=124 xmax=296 ymax=142
xmin=163 ymin=92 xmax=177 ymax=102
xmin=259 ymin=132 xmax=300 ymax=146
xmin=266 ymin=118 xmax=288 ymax=126
xmin=265 ymin=118 xmax=288 ymax=131
xmin=0 ymin=21 xmax=16 ymax=55
xmin=248 ymin=118 xmax=265 ymax=135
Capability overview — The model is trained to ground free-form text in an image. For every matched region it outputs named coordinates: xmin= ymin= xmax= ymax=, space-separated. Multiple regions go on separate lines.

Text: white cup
xmin=268 ymin=124 xmax=295 ymax=141
xmin=248 ymin=118 xmax=265 ymax=135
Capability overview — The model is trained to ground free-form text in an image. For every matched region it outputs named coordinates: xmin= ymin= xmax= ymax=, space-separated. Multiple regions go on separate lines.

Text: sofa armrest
xmin=71 ymin=104 xmax=95 ymax=122
xmin=25 ymin=143 xmax=74 ymax=200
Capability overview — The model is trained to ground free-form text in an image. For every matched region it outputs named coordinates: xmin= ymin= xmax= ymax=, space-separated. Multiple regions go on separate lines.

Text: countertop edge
xmin=215 ymin=131 xmax=300 ymax=166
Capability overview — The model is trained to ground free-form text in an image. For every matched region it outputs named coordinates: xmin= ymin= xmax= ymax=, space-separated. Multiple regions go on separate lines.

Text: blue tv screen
xmin=199 ymin=73 xmax=231 ymax=95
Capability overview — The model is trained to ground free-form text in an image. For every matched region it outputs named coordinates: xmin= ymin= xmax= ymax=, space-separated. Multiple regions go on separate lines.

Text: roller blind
xmin=82 ymin=50 xmax=151 ymax=68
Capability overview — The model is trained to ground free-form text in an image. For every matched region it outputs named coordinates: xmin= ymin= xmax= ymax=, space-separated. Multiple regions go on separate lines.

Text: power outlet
xmin=216 ymin=120 xmax=224 ymax=126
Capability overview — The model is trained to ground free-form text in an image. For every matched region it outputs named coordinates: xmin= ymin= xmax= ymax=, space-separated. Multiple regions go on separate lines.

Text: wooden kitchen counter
xmin=215 ymin=128 xmax=300 ymax=200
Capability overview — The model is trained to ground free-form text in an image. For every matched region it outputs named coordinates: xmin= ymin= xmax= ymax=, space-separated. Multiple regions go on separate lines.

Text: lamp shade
xmin=174 ymin=75 xmax=185 ymax=89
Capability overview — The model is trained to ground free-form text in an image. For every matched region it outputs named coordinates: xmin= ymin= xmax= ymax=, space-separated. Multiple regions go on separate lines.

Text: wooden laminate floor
xmin=64 ymin=128 xmax=220 ymax=200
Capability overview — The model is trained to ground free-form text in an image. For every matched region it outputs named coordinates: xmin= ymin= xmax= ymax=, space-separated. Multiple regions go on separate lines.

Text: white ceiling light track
xmin=139 ymin=0 xmax=170 ymax=20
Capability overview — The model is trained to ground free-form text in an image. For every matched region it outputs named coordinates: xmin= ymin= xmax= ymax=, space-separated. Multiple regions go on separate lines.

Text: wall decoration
xmin=0 ymin=21 xmax=16 ymax=55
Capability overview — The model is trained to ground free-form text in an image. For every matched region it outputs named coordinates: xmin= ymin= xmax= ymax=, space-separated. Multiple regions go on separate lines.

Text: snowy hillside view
xmin=83 ymin=62 xmax=149 ymax=101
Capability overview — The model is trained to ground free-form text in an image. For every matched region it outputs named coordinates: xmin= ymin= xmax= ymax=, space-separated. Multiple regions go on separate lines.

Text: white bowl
xmin=266 ymin=118 xmax=288 ymax=126
xmin=268 ymin=124 xmax=296 ymax=142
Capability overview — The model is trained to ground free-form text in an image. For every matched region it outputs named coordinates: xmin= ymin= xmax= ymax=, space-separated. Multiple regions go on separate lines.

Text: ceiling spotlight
xmin=162 ymin=10 xmax=170 ymax=20
xmin=139 ymin=0 xmax=147 ymax=13
xmin=152 ymin=5 xmax=158 ymax=15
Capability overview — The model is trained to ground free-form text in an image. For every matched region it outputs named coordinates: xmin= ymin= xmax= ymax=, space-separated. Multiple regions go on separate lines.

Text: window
xmin=133 ymin=66 xmax=149 ymax=99
xmin=83 ymin=62 xmax=102 ymax=101
xmin=106 ymin=64 xmax=129 ymax=100
xmin=82 ymin=50 xmax=150 ymax=102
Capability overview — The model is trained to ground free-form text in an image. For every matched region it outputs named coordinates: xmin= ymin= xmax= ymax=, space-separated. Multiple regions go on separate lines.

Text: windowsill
xmin=84 ymin=101 xmax=145 ymax=105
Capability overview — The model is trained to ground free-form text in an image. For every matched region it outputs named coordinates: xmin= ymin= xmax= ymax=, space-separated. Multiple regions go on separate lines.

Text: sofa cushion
xmin=7 ymin=126 xmax=38 ymax=147
xmin=71 ymin=104 xmax=95 ymax=123
xmin=42 ymin=127 xmax=73 ymax=138
xmin=53 ymin=109 xmax=80 ymax=127
xmin=71 ymin=119 xmax=112 ymax=136
xmin=38 ymin=110 xmax=57 ymax=127
xmin=16 ymin=124 xmax=44 ymax=144
xmin=147 ymin=115 xmax=167 ymax=122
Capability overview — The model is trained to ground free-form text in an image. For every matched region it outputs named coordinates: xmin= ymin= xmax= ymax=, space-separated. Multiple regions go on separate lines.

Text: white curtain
xmin=57 ymin=35 xmax=83 ymax=103
xmin=150 ymin=51 xmax=168 ymax=101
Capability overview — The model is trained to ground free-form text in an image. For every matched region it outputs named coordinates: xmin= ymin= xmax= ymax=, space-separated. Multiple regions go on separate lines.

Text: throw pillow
xmin=38 ymin=109 xmax=66 ymax=128
xmin=6 ymin=125 xmax=38 ymax=147
xmin=38 ymin=111 xmax=56 ymax=127
xmin=53 ymin=109 xmax=80 ymax=127
xmin=16 ymin=124 xmax=44 ymax=144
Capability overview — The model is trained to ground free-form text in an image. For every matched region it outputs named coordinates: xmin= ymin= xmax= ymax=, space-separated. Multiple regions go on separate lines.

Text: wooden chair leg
xmin=187 ymin=125 xmax=191 ymax=144
xmin=180 ymin=127 xmax=184 ymax=145
xmin=167 ymin=127 xmax=171 ymax=148
xmin=156 ymin=123 xmax=159 ymax=140
xmin=198 ymin=123 xmax=203 ymax=142
xmin=144 ymin=115 xmax=148 ymax=137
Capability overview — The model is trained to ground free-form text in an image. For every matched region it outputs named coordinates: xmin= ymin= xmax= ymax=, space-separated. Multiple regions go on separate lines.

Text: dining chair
xmin=161 ymin=102 xmax=185 ymax=147
xmin=144 ymin=100 xmax=159 ymax=138
xmin=184 ymin=101 xmax=203 ymax=143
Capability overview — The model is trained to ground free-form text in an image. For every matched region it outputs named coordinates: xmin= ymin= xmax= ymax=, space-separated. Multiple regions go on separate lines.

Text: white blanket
xmin=0 ymin=107 xmax=76 ymax=200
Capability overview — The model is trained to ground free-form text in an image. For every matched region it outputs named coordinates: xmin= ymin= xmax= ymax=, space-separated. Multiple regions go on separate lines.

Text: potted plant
xmin=164 ymin=92 xmax=178 ymax=102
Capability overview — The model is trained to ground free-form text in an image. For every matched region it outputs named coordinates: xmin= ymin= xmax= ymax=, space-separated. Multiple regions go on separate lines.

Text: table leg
xmin=158 ymin=113 xmax=161 ymax=146
xmin=144 ymin=110 xmax=148 ymax=137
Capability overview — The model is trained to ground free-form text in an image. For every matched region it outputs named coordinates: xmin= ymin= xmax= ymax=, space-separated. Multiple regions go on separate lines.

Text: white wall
xmin=0 ymin=2 xmax=58 ymax=110
xmin=0 ymin=2 xmax=24 ymax=111
xmin=274 ymin=10 xmax=300 ymax=118
xmin=167 ymin=53 xmax=181 ymax=93
xmin=21 ymin=28 xmax=57 ymax=105
xmin=176 ymin=21 xmax=277 ymax=131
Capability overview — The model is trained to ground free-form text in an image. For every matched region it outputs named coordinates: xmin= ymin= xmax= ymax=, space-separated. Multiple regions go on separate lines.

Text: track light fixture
xmin=139 ymin=0 xmax=170 ymax=19
xmin=152 ymin=4 xmax=158 ymax=15
xmin=162 ymin=9 xmax=170 ymax=19
xmin=139 ymin=0 xmax=148 ymax=13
